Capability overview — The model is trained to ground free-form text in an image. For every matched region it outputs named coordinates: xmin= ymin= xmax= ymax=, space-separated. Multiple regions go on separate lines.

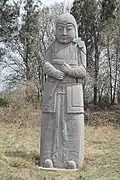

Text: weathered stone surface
xmin=40 ymin=13 xmax=86 ymax=170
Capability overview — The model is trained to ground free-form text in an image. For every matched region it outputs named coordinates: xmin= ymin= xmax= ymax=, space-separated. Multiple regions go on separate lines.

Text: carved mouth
xmin=61 ymin=36 xmax=68 ymax=40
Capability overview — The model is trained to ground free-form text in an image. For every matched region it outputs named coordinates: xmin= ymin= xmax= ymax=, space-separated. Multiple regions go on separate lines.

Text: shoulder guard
xmin=73 ymin=38 xmax=86 ymax=55
xmin=73 ymin=38 xmax=85 ymax=49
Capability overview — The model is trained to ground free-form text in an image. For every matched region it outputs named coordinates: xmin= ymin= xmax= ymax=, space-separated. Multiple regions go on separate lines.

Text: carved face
xmin=56 ymin=22 xmax=76 ymax=44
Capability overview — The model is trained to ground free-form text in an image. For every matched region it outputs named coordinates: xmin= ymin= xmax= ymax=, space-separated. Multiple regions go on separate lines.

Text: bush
xmin=0 ymin=97 xmax=9 ymax=107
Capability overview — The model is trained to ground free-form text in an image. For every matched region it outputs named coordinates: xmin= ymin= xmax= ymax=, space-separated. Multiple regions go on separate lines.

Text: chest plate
xmin=51 ymin=43 xmax=78 ymax=67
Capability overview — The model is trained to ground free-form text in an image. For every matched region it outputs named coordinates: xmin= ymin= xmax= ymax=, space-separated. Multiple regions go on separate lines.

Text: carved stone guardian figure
xmin=40 ymin=13 xmax=86 ymax=170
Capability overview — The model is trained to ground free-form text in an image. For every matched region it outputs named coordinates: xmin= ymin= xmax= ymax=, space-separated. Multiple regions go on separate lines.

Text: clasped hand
xmin=61 ymin=63 xmax=71 ymax=74
xmin=56 ymin=70 xmax=64 ymax=80
xmin=56 ymin=63 xmax=71 ymax=80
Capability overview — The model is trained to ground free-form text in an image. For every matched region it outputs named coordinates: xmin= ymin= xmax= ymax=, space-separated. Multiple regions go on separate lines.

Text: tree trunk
xmin=112 ymin=48 xmax=118 ymax=104
xmin=107 ymin=38 xmax=112 ymax=104
xmin=24 ymin=37 xmax=31 ymax=81
xmin=93 ymin=28 xmax=99 ymax=105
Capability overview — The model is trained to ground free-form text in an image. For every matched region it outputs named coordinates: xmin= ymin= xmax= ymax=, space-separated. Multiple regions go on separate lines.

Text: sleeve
xmin=67 ymin=42 xmax=86 ymax=78
xmin=43 ymin=61 xmax=59 ymax=77
xmin=43 ymin=46 xmax=59 ymax=78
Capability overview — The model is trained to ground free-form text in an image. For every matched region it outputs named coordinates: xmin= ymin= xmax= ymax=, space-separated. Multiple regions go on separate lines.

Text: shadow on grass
xmin=5 ymin=150 xmax=40 ymax=165
xmin=0 ymin=174 xmax=24 ymax=180
xmin=4 ymin=150 xmax=98 ymax=171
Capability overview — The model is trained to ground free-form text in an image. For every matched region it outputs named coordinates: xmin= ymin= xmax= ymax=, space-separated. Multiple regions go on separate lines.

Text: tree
xmin=0 ymin=0 xmax=20 ymax=43
xmin=100 ymin=0 xmax=118 ymax=21
xmin=71 ymin=0 xmax=101 ymax=104
xmin=71 ymin=0 xmax=119 ymax=105
xmin=2 ymin=0 xmax=41 ymax=86
xmin=101 ymin=9 xmax=120 ymax=104
xmin=1 ymin=1 xmax=70 ymax=102
xmin=0 ymin=0 xmax=21 ymax=91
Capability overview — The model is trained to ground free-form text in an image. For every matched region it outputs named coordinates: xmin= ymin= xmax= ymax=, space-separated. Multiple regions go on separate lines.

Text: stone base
xmin=38 ymin=166 xmax=78 ymax=172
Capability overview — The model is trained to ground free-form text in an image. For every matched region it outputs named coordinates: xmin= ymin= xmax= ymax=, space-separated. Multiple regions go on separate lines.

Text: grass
xmin=0 ymin=121 xmax=120 ymax=180
xmin=0 ymin=88 xmax=120 ymax=179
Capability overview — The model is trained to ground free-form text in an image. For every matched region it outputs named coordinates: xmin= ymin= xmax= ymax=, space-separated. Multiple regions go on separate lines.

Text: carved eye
xmin=58 ymin=27 xmax=63 ymax=31
xmin=67 ymin=26 xmax=73 ymax=31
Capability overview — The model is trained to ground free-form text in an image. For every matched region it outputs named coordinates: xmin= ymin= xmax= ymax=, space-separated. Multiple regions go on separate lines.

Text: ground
xmin=0 ymin=90 xmax=120 ymax=180
xmin=0 ymin=121 xmax=120 ymax=180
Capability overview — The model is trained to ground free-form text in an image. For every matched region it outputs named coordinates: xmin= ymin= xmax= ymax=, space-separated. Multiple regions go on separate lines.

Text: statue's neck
xmin=55 ymin=40 xmax=72 ymax=47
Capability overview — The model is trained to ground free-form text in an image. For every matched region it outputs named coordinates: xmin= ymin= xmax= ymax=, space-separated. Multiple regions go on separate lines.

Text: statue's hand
xmin=61 ymin=63 xmax=71 ymax=74
xmin=56 ymin=70 xmax=64 ymax=80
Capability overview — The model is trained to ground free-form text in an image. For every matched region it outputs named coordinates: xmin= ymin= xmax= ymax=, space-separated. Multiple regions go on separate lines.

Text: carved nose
xmin=63 ymin=28 xmax=67 ymax=35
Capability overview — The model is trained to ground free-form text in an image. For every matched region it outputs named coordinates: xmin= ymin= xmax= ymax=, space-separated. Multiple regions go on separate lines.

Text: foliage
xmin=0 ymin=96 xmax=9 ymax=107
xmin=0 ymin=0 xmax=20 ymax=43
xmin=71 ymin=0 xmax=120 ymax=104
xmin=71 ymin=0 xmax=99 ymax=67
xmin=0 ymin=1 xmax=70 ymax=102
xmin=1 ymin=0 xmax=120 ymax=105
xmin=100 ymin=0 xmax=118 ymax=21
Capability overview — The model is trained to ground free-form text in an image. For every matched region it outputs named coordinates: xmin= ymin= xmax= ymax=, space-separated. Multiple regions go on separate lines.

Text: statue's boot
xmin=44 ymin=159 xmax=53 ymax=168
xmin=68 ymin=160 xmax=77 ymax=169
xmin=63 ymin=160 xmax=77 ymax=169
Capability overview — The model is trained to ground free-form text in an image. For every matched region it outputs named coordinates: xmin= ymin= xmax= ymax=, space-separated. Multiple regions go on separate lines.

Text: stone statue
xmin=40 ymin=13 xmax=86 ymax=170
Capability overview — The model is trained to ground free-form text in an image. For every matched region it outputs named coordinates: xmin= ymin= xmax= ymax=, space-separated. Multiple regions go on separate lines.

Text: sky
xmin=41 ymin=0 xmax=74 ymax=6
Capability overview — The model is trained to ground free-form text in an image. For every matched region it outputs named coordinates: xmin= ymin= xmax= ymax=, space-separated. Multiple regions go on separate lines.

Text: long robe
xmin=40 ymin=39 xmax=86 ymax=169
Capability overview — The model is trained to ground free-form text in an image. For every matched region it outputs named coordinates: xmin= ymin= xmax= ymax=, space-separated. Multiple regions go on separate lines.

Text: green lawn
xmin=0 ymin=122 xmax=120 ymax=180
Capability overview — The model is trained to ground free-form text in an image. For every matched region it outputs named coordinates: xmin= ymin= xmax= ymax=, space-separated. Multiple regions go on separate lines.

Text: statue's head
xmin=55 ymin=13 xmax=78 ymax=44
